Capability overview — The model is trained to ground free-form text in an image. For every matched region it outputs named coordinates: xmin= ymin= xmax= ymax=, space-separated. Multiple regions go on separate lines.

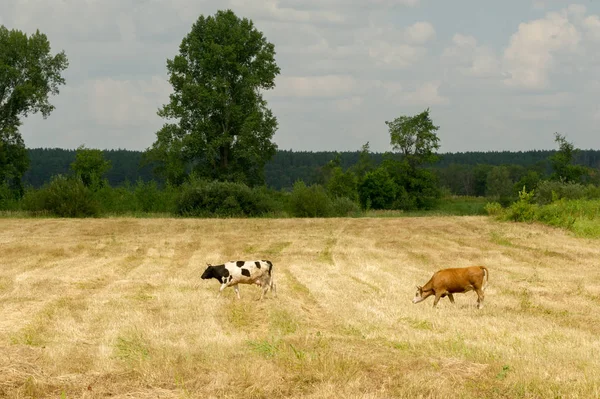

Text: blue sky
xmin=1 ymin=0 xmax=599 ymax=153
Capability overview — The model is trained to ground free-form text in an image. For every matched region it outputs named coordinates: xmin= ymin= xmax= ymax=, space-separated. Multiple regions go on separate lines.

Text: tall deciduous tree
xmin=386 ymin=108 xmax=440 ymax=168
xmin=382 ymin=108 xmax=442 ymax=210
xmin=146 ymin=10 xmax=280 ymax=187
xmin=0 ymin=26 xmax=68 ymax=191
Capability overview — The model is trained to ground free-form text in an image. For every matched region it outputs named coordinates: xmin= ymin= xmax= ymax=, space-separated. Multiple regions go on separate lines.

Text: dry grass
xmin=1 ymin=217 xmax=599 ymax=398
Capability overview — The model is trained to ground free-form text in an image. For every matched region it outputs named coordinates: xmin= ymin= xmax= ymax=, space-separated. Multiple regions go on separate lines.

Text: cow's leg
xmin=233 ymin=284 xmax=241 ymax=300
xmin=218 ymin=283 xmax=228 ymax=297
xmin=475 ymin=288 xmax=484 ymax=309
xmin=448 ymin=293 xmax=455 ymax=304
xmin=269 ymin=276 xmax=277 ymax=297
xmin=432 ymin=291 xmax=444 ymax=308
xmin=259 ymin=282 xmax=268 ymax=301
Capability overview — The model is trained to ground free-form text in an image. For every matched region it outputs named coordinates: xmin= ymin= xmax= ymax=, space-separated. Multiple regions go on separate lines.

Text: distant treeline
xmin=23 ymin=147 xmax=600 ymax=191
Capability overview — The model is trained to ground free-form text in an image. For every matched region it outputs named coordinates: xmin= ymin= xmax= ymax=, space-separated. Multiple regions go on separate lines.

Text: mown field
xmin=1 ymin=217 xmax=599 ymax=398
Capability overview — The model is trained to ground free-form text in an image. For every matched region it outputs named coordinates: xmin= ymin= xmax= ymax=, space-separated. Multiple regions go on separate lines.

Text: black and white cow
xmin=201 ymin=260 xmax=276 ymax=300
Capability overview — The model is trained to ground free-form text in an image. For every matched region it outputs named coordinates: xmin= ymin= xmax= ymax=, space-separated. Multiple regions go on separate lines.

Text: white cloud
xmin=357 ymin=21 xmax=434 ymax=68
xmin=368 ymin=42 xmax=427 ymax=68
xmin=583 ymin=14 xmax=600 ymax=41
xmin=404 ymin=21 xmax=436 ymax=44
xmin=272 ymin=75 xmax=359 ymax=98
xmin=442 ymin=34 xmax=501 ymax=78
xmin=503 ymin=9 xmax=581 ymax=89
xmin=384 ymin=81 xmax=449 ymax=106
xmin=87 ymin=76 xmax=171 ymax=128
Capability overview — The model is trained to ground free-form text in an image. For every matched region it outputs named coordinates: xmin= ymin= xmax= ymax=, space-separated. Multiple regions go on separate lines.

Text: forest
xmin=2 ymin=11 xmax=600 ymax=234
xmin=21 ymin=146 xmax=600 ymax=192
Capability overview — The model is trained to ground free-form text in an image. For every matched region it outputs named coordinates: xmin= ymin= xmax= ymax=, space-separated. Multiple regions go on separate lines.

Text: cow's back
xmin=433 ymin=266 xmax=486 ymax=292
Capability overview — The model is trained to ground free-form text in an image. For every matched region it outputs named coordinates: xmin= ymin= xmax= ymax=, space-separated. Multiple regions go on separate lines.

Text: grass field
xmin=1 ymin=217 xmax=599 ymax=398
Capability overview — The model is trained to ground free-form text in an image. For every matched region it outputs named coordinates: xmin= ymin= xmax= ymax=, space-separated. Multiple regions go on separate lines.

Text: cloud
xmin=502 ymin=9 xmax=581 ymax=89
xmin=442 ymin=34 xmax=501 ymax=78
xmin=357 ymin=21 xmax=435 ymax=68
xmin=583 ymin=14 xmax=600 ymax=41
xmin=87 ymin=76 xmax=171 ymax=128
xmin=384 ymin=81 xmax=449 ymax=106
xmin=404 ymin=22 xmax=436 ymax=44
xmin=272 ymin=75 xmax=359 ymax=98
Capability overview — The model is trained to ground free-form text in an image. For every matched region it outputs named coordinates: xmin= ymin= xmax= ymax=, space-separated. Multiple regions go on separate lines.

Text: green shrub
xmin=177 ymin=180 xmax=273 ymax=217
xmin=358 ymin=168 xmax=396 ymax=210
xmin=22 ymin=175 xmax=99 ymax=217
xmin=330 ymin=196 xmax=361 ymax=217
xmin=93 ymin=185 xmax=136 ymax=214
xmin=535 ymin=180 xmax=589 ymax=205
xmin=288 ymin=181 xmax=332 ymax=217
xmin=503 ymin=187 xmax=537 ymax=222
xmin=484 ymin=202 xmax=504 ymax=217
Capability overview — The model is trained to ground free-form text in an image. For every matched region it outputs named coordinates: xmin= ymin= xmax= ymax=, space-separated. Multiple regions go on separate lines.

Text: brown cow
xmin=412 ymin=266 xmax=489 ymax=309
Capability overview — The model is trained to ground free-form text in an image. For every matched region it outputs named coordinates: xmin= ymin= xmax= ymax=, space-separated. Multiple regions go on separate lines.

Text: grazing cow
xmin=412 ymin=266 xmax=489 ymax=309
xmin=201 ymin=260 xmax=276 ymax=300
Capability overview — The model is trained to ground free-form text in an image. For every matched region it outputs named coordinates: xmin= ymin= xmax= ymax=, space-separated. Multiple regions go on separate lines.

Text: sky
xmin=1 ymin=0 xmax=599 ymax=153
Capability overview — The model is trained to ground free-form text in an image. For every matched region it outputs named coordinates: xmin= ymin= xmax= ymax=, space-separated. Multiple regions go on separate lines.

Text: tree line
xmin=2 ymin=10 xmax=599 ymax=218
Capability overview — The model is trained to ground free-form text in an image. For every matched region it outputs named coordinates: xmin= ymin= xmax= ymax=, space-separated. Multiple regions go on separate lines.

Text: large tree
xmin=382 ymin=108 xmax=442 ymax=210
xmin=0 ymin=26 xmax=68 ymax=191
xmin=146 ymin=9 xmax=280 ymax=187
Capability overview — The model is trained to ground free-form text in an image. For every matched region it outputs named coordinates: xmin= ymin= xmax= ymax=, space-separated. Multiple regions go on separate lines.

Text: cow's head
xmin=412 ymin=285 xmax=424 ymax=304
xmin=201 ymin=263 xmax=215 ymax=280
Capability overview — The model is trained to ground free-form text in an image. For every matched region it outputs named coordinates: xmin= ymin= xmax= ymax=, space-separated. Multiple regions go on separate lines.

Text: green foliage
xmin=177 ymin=178 xmax=273 ymax=217
xmin=433 ymin=196 xmax=487 ymax=215
xmin=484 ymin=201 xmax=504 ymax=216
xmin=0 ymin=26 xmax=68 ymax=192
xmin=326 ymin=166 xmax=358 ymax=201
xmin=70 ymin=145 xmax=112 ymax=190
xmin=535 ymin=180 xmax=600 ymax=205
xmin=486 ymin=166 xmax=514 ymax=206
xmin=0 ymin=181 xmax=20 ymax=210
xmin=386 ymin=108 xmax=440 ymax=167
xmin=133 ymin=179 xmax=178 ymax=213
xmin=147 ymin=9 xmax=280 ymax=187
xmin=0 ymin=26 xmax=68 ymax=130
xmin=288 ymin=181 xmax=332 ymax=217
xmin=358 ymin=167 xmax=396 ymax=210
xmin=22 ymin=175 xmax=99 ymax=217
xmin=351 ymin=142 xmax=374 ymax=179
xmin=513 ymin=170 xmax=541 ymax=196
xmin=330 ymin=196 xmax=361 ymax=217
xmin=549 ymin=133 xmax=589 ymax=183
xmin=504 ymin=187 xmax=538 ymax=222
xmin=0 ymin=126 xmax=28 ymax=193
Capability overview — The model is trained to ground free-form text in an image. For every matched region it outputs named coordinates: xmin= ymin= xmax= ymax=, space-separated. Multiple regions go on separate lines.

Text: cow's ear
xmin=206 ymin=263 xmax=212 ymax=267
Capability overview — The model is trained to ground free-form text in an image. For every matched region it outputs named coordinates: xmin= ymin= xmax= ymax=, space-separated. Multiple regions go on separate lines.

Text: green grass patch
xmin=491 ymin=198 xmax=600 ymax=238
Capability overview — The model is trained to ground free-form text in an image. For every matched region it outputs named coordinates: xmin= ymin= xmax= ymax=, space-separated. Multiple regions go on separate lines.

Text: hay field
xmin=1 ymin=217 xmax=599 ymax=398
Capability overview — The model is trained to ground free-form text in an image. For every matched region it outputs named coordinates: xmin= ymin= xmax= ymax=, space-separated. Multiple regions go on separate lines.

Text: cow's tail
xmin=481 ymin=266 xmax=489 ymax=291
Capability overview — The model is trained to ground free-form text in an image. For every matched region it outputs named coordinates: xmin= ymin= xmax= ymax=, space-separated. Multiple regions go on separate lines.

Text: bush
xmin=535 ymin=180 xmax=587 ymax=205
xmin=177 ymin=179 xmax=274 ymax=217
xmin=22 ymin=175 xmax=99 ymax=217
xmin=484 ymin=202 xmax=504 ymax=217
xmin=288 ymin=181 xmax=332 ymax=217
xmin=503 ymin=187 xmax=537 ymax=222
xmin=330 ymin=196 xmax=361 ymax=217
xmin=93 ymin=185 xmax=136 ymax=214
xmin=358 ymin=168 xmax=396 ymax=210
